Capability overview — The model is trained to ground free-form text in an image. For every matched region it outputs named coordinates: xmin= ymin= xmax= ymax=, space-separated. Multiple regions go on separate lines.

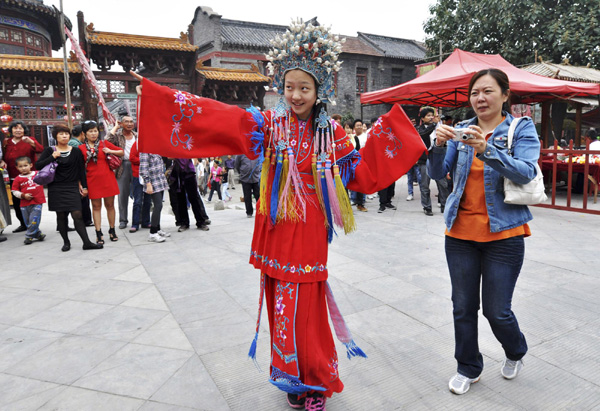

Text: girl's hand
xmin=102 ymin=147 xmax=111 ymax=154
xmin=146 ymin=182 xmax=154 ymax=194
xmin=52 ymin=150 xmax=61 ymax=159
xmin=23 ymin=193 xmax=33 ymax=200
xmin=129 ymin=70 xmax=144 ymax=95
xmin=81 ymin=187 xmax=88 ymax=197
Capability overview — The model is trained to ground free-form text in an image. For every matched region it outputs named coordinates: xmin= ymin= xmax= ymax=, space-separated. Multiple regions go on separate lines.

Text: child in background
xmin=11 ymin=156 xmax=46 ymax=244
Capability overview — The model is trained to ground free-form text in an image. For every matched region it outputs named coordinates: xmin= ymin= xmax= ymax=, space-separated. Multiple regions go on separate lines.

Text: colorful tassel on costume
xmin=269 ymin=149 xmax=283 ymax=226
xmin=334 ymin=164 xmax=356 ymax=234
xmin=324 ymin=281 xmax=367 ymax=360
xmin=258 ymin=147 xmax=272 ymax=216
xmin=320 ymin=163 xmax=335 ymax=242
xmin=248 ymin=273 xmax=266 ymax=369
xmin=325 ymin=160 xmax=343 ymax=229
xmin=312 ymin=154 xmax=325 ymax=216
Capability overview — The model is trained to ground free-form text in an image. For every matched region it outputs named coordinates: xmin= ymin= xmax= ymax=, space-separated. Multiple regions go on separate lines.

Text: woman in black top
xmin=36 ymin=124 xmax=102 ymax=252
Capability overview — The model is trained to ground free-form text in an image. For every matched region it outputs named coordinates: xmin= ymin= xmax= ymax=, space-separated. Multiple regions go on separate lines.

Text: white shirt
xmin=124 ymin=138 xmax=135 ymax=160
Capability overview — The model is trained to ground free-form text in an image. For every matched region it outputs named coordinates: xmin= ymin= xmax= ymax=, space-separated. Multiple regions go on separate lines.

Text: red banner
xmin=64 ymin=27 xmax=116 ymax=125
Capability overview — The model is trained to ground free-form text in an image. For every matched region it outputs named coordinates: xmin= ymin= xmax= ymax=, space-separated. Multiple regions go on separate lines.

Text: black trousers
xmin=242 ymin=181 xmax=260 ymax=216
xmin=177 ymin=176 xmax=209 ymax=227
xmin=378 ymin=182 xmax=395 ymax=206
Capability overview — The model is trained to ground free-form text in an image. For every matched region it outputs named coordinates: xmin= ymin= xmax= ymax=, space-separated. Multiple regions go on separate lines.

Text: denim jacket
xmin=427 ymin=113 xmax=539 ymax=233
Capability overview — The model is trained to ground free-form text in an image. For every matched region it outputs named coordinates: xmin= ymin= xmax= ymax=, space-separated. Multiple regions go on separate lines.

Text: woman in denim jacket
xmin=428 ymin=69 xmax=540 ymax=395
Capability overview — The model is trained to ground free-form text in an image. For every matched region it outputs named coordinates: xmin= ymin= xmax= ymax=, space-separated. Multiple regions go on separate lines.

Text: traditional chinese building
xmin=190 ymin=6 xmax=426 ymax=121
xmin=78 ymin=10 xmax=269 ymax=122
xmin=0 ymin=0 xmax=80 ymax=145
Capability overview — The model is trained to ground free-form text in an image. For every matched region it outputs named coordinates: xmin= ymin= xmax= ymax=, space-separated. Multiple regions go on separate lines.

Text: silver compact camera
xmin=452 ymin=129 xmax=475 ymax=142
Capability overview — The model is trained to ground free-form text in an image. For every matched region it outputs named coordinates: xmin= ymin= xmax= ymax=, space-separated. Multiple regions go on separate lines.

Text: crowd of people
xmin=0 ymin=118 xmax=262 ymax=248
xmin=0 ymin=19 xmax=543 ymax=408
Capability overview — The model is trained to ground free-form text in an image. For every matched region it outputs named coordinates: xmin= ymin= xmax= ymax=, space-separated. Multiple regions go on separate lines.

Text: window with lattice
xmin=34 ymin=37 xmax=41 ymax=48
xmin=40 ymin=107 xmax=54 ymax=119
xmin=23 ymin=107 xmax=37 ymax=119
xmin=8 ymin=106 xmax=20 ymax=118
xmin=109 ymin=81 xmax=125 ymax=93
xmin=356 ymin=68 xmax=368 ymax=93
xmin=56 ymin=107 xmax=67 ymax=117
xmin=10 ymin=30 xmax=23 ymax=43
xmin=97 ymin=80 xmax=108 ymax=93
xmin=25 ymin=33 xmax=34 ymax=45
xmin=0 ymin=29 xmax=8 ymax=41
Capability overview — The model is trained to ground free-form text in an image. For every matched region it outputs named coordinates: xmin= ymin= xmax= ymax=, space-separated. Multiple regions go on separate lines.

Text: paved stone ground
xmin=1 ymin=176 xmax=599 ymax=410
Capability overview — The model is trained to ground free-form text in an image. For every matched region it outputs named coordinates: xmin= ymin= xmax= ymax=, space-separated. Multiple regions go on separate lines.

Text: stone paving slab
xmin=0 ymin=176 xmax=599 ymax=410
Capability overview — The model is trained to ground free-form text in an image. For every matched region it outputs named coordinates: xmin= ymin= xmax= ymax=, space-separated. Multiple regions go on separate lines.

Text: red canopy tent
xmin=360 ymin=49 xmax=600 ymax=107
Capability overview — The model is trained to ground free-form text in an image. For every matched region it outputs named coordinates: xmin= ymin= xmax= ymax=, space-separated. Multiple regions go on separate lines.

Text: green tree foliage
xmin=424 ymin=0 xmax=600 ymax=68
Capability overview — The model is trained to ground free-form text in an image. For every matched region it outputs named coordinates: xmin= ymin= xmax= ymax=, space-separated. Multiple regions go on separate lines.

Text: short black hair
xmin=419 ymin=107 xmax=435 ymax=119
xmin=8 ymin=120 xmax=29 ymax=137
xmin=370 ymin=117 xmax=378 ymax=124
xmin=353 ymin=119 xmax=363 ymax=128
xmin=15 ymin=156 xmax=31 ymax=165
xmin=72 ymin=124 xmax=82 ymax=137
xmin=51 ymin=123 xmax=71 ymax=139
xmin=81 ymin=120 xmax=98 ymax=134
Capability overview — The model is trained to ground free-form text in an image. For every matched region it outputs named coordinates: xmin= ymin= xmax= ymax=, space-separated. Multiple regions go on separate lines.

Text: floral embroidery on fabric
xmin=328 ymin=351 xmax=339 ymax=382
xmin=370 ymin=117 xmax=402 ymax=158
xmin=274 ymin=282 xmax=295 ymax=351
xmin=251 ymin=250 xmax=327 ymax=275
xmin=171 ymin=90 xmax=199 ymax=151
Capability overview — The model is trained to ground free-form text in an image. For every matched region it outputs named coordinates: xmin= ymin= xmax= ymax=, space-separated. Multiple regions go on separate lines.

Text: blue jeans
xmin=445 ymin=235 xmax=528 ymax=378
xmin=407 ymin=164 xmax=421 ymax=196
xmin=21 ymin=204 xmax=43 ymax=238
xmin=351 ymin=190 xmax=365 ymax=206
xmin=131 ymin=177 xmax=144 ymax=228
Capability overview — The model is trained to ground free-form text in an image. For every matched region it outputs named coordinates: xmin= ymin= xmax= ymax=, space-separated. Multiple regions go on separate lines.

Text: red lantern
xmin=0 ymin=114 xmax=13 ymax=123
xmin=1 ymin=127 xmax=8 ymax=135
xmin=62 ymin=115 xmax=76 ymax=121
xmin=63 ymin=103 xmax=75 ymax=110
xmin=0 ymin=103 xmax=11 ymax=111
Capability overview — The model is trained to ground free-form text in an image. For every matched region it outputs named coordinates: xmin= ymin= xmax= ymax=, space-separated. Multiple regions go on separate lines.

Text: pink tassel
xmin=325 ymin=160 xmax=343 ymax=228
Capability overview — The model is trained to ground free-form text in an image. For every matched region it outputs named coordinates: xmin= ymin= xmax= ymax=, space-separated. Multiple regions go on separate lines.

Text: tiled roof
xmin=522 ymin=62 xmax=600 ymax=84
xmin=358 ymin=33 xmax=426 ymax=60
xmin=86 ymin=24 xmax=198 ymax=52
xmin=220 ymin=19 xmax=287 ymax=49
xmin=0 ymin=0 xmax=73 ymax=49
xmin=196 ymin=64 xmax=269 ymax=83
xmin=342 ymin=37 xmax=382 ymax=57
xmin=0 ymin=54 xmax=82 ymax=73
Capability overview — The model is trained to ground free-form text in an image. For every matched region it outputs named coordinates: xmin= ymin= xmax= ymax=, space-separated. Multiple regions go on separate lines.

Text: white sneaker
xmin=449 ymin=373 xmax=480 ymax=395
xmin=157 ymin=230 xmax=171 ymax=237
xmin=148 ymin=233 xmax=165 ymax=243
xmin=501 ymin=358 xmax=523 ymax=379
xmin=406 ymin=194 xmax=414 ymax=201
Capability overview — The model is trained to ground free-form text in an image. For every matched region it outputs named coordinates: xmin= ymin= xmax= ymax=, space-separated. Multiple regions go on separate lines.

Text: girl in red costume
xmin=132 ymin=19 xmax=425 ymax=410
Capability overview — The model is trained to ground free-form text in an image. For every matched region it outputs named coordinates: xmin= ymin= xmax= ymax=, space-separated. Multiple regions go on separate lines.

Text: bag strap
xmin=506 ymin=116 xmax=528 ymax=155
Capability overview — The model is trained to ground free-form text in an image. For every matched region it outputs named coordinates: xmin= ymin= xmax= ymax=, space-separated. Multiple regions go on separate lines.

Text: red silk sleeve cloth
xmin=137 ymin=79 xmax=425 ymax=283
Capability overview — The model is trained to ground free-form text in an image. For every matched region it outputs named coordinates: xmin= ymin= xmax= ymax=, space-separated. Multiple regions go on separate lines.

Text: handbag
xmin=33 ymin=146 xmax=57 ymax=185
xmin=104 ymin=142 xmax=122 ymax=171
xmin=503 ymin=117 xmax=548 ymax=205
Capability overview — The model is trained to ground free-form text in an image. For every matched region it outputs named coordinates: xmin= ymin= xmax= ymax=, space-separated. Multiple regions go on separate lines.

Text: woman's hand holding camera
xmin=436 ymin=124 xmax=487 ymax=154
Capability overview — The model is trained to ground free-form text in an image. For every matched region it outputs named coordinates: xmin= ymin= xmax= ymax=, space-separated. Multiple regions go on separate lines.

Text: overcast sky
xmin=48 ymin=0 xmax=436 ymax=52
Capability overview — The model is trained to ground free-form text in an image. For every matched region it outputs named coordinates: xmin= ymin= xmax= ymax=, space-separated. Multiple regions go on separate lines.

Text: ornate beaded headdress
xmin=265 ymin=18 xmax=345 ymax=105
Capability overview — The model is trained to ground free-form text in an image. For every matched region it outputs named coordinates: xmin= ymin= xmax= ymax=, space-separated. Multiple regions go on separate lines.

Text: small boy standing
xmin=11 ymin=156 xmax=46 ymax=244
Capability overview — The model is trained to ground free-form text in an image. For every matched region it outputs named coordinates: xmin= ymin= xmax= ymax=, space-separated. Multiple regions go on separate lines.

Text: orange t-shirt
xmin=445 ymin=132 xmax=531 ymax=242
